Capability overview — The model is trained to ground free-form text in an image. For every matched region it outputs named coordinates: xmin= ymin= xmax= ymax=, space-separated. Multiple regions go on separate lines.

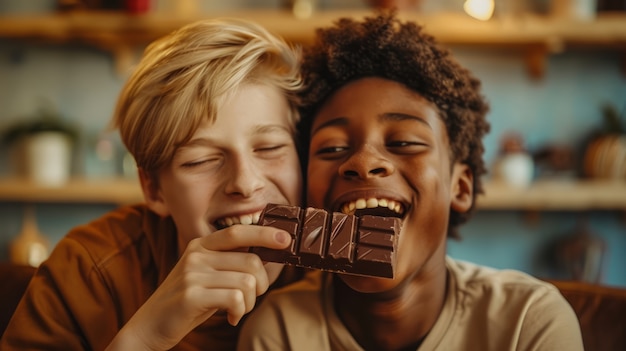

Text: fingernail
xmin=274 ymin=231 xmax=289 ymax=244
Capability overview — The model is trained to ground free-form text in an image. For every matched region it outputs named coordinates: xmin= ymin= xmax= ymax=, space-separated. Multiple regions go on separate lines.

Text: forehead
xmin=311 ymin=77 xmax=441 ymax=133
xmin=185 ymin=83 xmax=293 ymax=144
xmin=220 ymin=83 xmax=290 ymax=125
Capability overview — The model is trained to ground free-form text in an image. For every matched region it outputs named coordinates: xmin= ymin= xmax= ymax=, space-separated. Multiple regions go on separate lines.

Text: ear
xmin=450 ymin=163 xmax=473 ymax=213
xmin=138 ymin=168 xmax=170 ymax=217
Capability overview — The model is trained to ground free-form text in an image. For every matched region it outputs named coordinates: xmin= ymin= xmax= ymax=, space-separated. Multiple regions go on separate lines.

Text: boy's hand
xmin=106 ymin=225 xmax=290 ymax=351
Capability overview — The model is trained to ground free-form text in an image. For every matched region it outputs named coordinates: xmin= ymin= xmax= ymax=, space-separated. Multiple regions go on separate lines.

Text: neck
xmin=332 ymin=264 xmax=447 ymax=351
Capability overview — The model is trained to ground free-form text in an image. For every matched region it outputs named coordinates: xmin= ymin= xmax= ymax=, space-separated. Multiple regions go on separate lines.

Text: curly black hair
xmin=297 ymin=12 xmax=490 ymax=239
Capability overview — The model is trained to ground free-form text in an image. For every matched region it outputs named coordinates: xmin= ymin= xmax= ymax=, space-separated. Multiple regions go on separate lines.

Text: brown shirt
xmin=1 ymin=204 xmax=238 ymax=350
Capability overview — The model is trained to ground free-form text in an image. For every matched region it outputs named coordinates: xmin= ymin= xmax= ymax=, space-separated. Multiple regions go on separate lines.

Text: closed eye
xmin=181 ymin=158 xmax=221 ymax=168
xmin=257 ymin=145 xmax=286 ymax=152
xmin=255 ymin=144 xmax=291 ymax=159
xmin=315 ymin=146 xmax=349 ymax=155
xmin=387 ymin=140 xmax=429 ymax=154
xmin=387 ymin=141 xmax=424 ymax=147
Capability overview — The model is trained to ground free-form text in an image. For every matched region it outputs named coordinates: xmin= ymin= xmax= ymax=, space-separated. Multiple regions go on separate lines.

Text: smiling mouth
xmin=215 ymin=198 xmax=406 ymax=229
xmin=215 ymin=210 xmax=263 ymax=229
xmin=339 ymin=198 xmax=406 ymax=218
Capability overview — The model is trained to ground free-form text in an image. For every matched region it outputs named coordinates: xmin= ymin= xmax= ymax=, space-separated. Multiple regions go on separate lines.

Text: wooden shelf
xmin=0 ymin=10 xmax=625 ymax=77
xmin=1 ymin=177 xmax=626 ymax=210
xmin=478 ymin=179 xmax=626 ymax=211
xmin=0 ymin=177 xmax=143 ymax=205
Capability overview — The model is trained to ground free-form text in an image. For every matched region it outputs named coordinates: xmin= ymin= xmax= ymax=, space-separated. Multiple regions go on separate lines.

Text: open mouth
xmin=339 ymin=198 xmax=406 ymax=218
xmin=214 ymin=210 xmax=263 ymax=230
xmin=215 ymin=198 xmax=406 ymax=230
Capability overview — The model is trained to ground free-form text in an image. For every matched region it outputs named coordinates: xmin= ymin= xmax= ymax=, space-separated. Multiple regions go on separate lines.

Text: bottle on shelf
xmin=492 ymin=132 xmax=535 ymax=188
xmin=10 ymin=206 xmax=50 ymax=267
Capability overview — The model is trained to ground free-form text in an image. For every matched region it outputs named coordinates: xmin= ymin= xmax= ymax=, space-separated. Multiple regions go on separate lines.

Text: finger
xmin=187 ymin=286 xmax=248 ymax=327
xmin=180 ymin=250 xmax=270 ymax=295
xmin=191 ymin=270 xmax=259 ymax=317
xmin=200 ymin=225 xmax=291 ymax=252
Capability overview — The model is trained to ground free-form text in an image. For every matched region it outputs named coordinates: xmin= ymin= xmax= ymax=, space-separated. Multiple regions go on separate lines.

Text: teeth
xmin=339 ymin=198 xmax=405 ymax=216
xmin=253 ymin=212 xmax=260 ymax=224
xmin=355 ymin=199 xmax=367 ymax=209
xmin=216 ymin=210 xmax=262 ymax=229
xmin=241 ymin=215 xmax=252 ymax=225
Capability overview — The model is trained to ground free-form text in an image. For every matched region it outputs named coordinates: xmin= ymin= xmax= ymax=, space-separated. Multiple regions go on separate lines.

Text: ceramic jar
xmin=493 ymin=152 xmax=535 ymax=188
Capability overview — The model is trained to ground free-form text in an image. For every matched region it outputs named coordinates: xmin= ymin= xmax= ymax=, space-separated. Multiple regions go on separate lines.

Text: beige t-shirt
xmin=238 ymin=257 xmax=584 ymax=351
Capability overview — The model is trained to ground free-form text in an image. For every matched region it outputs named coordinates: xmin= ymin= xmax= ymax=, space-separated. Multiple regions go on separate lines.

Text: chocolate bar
xmin=251 ymin=204 xmax=401 ymax=278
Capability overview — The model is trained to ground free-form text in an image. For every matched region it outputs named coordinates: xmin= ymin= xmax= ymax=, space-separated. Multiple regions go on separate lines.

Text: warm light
xmin=463 ymin=0 xmax=494 ymax=21
xmin=292 ymin=0 xmax=315 ymax=19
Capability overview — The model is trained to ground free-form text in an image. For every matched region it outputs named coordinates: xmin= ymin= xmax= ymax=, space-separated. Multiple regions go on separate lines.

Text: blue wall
xmin=0 ymin=13 xmax=625 ymax=287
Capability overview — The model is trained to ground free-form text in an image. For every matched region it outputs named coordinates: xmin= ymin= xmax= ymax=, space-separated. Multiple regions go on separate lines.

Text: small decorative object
xmin=10 ymin=206 xmax=50 ymax=267
xmin=285 ymin=0 xmax=317 ymax=19
xmin=1 ymin=102 xmax=78 ymax=187
xmin=582 ymin=103 xmax=626 ymax=180
xmin=125 ymin=0 xmax=151 ymax=14
xmin=366 ymin=0 xmax=423 ymax=10
xmin=553 ymin=221 xmax=606 ymax=283
xmin=551 ymin=0 xmax=598 ymax=21
xmin=492 ymin=132 xmax=535 ymax=188
xmin=532 ymin=144 xmax=577 ymax=179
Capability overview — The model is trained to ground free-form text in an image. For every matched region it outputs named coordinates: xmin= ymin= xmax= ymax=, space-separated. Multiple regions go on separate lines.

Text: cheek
xmin=393 ymin=165 xmax=451 ymax=273
xmin=167 ymin=177 xmax=216 ymax=209
xmin=410 ymin=167 xmax=451 ymax=233
xmin=166 ymin=179 xmax=218 ymax=234
xmin=269 ymin=155 xmax=303 ymax=205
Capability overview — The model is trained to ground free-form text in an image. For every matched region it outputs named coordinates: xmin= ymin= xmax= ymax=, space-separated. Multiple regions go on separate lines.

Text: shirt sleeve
xmin=516 ymin=285 xmax=584 ymax=351
xmin=0 ymin=236 xmax=120 ymax=351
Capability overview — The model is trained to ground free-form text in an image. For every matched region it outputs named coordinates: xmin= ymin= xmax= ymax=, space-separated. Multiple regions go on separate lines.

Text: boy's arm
xmin=0 ymin=238 xmax=121 ymax=350
xmin=105 ymin=225 xmax=291 ymax=351
xmin=1 ymin=225 xmax=290 ymax=351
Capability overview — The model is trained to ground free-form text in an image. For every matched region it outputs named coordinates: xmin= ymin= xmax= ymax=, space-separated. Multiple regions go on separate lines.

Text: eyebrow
xmin=311 ymin=117 xmax=349 ymax=134
xmin=254 ymin=124 xmax=292 ymax=135
xmin=182 ymin=124 xmax=292 ymax=148
xmin=312 ymin=112 xmax=432 ymax=135
xmin=382 ymin=112 xmax=432 ymax=129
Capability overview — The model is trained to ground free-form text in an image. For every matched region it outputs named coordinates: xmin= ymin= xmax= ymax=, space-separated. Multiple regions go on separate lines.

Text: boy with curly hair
xmin=238 ymin=13 xmax=583 ymax=350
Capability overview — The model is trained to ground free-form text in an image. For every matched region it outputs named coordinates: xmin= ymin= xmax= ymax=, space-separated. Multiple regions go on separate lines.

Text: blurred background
xmin=0 ymin=0 xmax=625 ymax=286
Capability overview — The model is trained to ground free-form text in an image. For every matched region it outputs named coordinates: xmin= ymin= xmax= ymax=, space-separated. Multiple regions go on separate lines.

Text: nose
xmin=338 ymin=144 xmax=394 ymax=179
xmin=224 ymin=156 xmax=265 ymax=197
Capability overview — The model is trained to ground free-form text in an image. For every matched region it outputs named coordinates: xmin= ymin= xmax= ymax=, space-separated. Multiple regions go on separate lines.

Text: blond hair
xmin=113 ymin=18 xmax=302 ymax=176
